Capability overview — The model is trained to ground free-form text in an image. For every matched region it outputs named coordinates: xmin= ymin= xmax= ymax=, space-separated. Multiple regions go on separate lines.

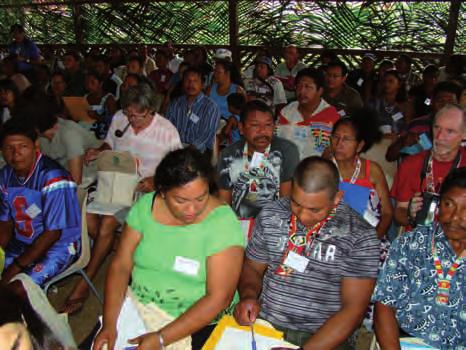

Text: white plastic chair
xmin=43 ymin=187 xmax=103 ymax=304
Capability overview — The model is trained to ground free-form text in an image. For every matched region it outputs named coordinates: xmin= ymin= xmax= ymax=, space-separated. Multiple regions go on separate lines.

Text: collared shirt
xmin=372 ymin=224 xmax=465 ymax=349
xmin=277 ymin=99 xmax=340 ymax=159
xmin=166 ymin=93 xmax=221 ymax=152
xmin=246 ymin=198 xmax=380 ymax=332
xmin=105 ymin=110 xmax=182 ymax=178
xmin=323 ymin=84 xmax=363 ymax=116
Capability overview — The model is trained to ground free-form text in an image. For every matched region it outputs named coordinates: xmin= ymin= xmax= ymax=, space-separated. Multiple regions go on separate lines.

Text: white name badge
xmin=189 ymin=113 xmax=200 ymax=123
xmin=424 ymin=98 xmax=431 ymax=106
xmin=356 ymin=78 xmax=364 ymax=86
xmin=258 ymin=87 xmax=269 ymax=94
xmin=391 ymin=112 xmax=404 ymax=121
xmin=250 ymin=152 xmax=265 ymax=168
xmin=338 ymin=109 xmax=346 ymax=117
xmin=160 ymin=74 xmax=166 ymax=82
xmin=173 ymin=256 xmax=200 ymax=276
xmin=25 ymin=203 xmax=41 ymax=219
xmin=283 ymin=251 xmax=309 ymax=273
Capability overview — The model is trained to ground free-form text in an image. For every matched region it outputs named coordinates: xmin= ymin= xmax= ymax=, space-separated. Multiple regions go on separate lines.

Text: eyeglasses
xmin=331 ymin=134 xmax=357 ymax=144
xmin=123 ymin=109 xmax=151 ymax=119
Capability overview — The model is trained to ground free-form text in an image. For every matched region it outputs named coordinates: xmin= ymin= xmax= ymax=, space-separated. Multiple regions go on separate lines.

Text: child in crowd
xmin=221 ymin=92 xmax=246 ymax=146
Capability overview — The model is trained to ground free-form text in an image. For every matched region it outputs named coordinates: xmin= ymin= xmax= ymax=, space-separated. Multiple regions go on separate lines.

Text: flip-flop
xmin=58 ymin=295 xmax=88 ymax=315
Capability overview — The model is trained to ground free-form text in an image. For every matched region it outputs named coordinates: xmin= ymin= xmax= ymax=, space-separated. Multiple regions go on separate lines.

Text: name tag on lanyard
xmin=283 ymin=251 xmax=309 ymax=273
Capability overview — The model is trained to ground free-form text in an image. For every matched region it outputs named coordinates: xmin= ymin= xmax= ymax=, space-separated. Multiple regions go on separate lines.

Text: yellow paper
xmin=63 ymin=96 xmax=94 ymax=122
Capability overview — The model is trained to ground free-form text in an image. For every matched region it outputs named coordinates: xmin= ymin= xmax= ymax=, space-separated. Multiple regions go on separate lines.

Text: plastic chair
xmin=43 ymin=187 xmax=103 ymax=304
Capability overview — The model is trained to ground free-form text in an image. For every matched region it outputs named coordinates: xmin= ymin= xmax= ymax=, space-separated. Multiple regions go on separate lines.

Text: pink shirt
xmin=105 ymin=110 xmax=182 ymax=178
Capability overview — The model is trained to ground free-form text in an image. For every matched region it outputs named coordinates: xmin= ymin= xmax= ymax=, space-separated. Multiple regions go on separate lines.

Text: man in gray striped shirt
xmin=234 ymin=157 xmax=380 ymax=349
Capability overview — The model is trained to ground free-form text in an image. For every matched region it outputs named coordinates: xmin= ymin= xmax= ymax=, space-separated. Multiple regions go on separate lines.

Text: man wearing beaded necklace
xmin=391 ymin=104 xmax=466 ymax=228
xmin=373 ymin=167 xmax=465 ymax=349
xmin=217 ymin=100 xmax=299 ymax=219
xmin=234 ymin=157 xmax=380 ymax=349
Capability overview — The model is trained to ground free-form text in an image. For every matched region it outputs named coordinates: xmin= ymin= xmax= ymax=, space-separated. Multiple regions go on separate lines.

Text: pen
xmin=248 ymin=310 xmax=257 ymax=350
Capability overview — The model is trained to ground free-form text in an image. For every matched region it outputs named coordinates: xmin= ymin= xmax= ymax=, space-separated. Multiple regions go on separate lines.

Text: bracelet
xmin=156 ymin=331 xmax=165 ymax=350
xmin=13 ymin=258 xmax=27 ymax=271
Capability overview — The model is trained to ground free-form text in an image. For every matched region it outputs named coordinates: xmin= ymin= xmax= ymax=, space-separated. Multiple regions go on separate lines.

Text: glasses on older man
xmin=123 ymin=109 xmax=151 ymax=120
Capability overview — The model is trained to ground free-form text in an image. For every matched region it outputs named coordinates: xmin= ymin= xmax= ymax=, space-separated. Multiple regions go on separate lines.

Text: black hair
xmin=94 ymin=54 xmax=110 ymax=65
xmin=398 ymin=53 xmax=412 ymax=65
xmin=154 ymin=147 xmax=216 ymax=194
xmin=295 ymin=67 xmax=325 ymax=90
xmin=0 ymin=115 xmax=38 ymax=145
xmin=422 ymin=64 xmax=439 ymax=77
xmin=10 ymin=24 xmax=24 ymax=33
xmin=433 ymin=81 xmax=462 ymax=101
xmin=0 ymin=286 xmax=63 ymax=350
xmin=320 ymin=50 xmax=338 ymax=63
xmin=240 ymin=99 xmax=273 ymax=124
xmin=326 ymin=60 xmax=348 ymax=76
xmin=293 ymin=156 xmax=340 ymax=198
xmin=155 ymin=49 xmax=169 ymax=60
xmin=2 ymin=55 xmax=19 ymax=73
xmin=383 ymin=69 xmax=407 ymax=102
xmin=63 ymin=50 xmax=82 ymax=62
xmin=0 ymin=78 xmax=20 ymax=103
xmin=215 ymin=59 xmax=244 ymax=87
xmin=440 ymin=167 xmax=466 ymax=197
xmin=332 ymin=108 xmax=382 ymax=153
xmin=227 ymin=92 xmax=246 ymax=111
xmin=127 ymin=55 xmax=144 ymax=67
xmin=183 ymin=66 xmax=205 ymax=83
xmin=51 ymin=70 xmax=66 ymax=80
xmin=85 ymin=70 xmax=105 ymax=83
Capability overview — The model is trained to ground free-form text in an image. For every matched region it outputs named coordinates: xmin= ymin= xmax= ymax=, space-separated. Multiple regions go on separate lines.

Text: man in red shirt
xmin=391 ymin=104 xmax=465 ymax=226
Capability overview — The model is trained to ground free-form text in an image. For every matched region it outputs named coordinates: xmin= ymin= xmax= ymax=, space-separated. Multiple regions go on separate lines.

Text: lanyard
xmin=333 ymin=157 xmax=361 ymax=184
xmin=423 ymin=151 xmax=461 ymax=193
xmin=275 ymin=208 xmax=336 ymax=276
xmin=242 ymin=143 xmax=271 ymax=173
xmin=431 ymin=228 xmax=464 ymax=306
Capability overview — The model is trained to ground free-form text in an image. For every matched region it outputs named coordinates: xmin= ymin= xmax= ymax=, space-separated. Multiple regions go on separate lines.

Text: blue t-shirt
xmin=0 ymin=153 xmax=81 ymax=244
xmin=209 ymin=83 xmax=238 ymax=119
xmin=372 ymin=224 xmax=465 ymax=349
xmin=8 ymin=38 xmax=40 ymax=72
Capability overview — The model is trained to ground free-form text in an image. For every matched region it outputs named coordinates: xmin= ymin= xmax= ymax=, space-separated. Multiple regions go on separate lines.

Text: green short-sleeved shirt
xmin=126 ymin=193 xmax=245 ymax=318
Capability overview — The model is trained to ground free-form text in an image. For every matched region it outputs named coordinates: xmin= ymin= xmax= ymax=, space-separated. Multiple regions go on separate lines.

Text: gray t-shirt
xmin=246 ymin=198 xmax=380 ymax=332
xmin=217 ymin=137 xmax=299 ymax=219
xmin=39 ymin=118 xmax=100 ymax=169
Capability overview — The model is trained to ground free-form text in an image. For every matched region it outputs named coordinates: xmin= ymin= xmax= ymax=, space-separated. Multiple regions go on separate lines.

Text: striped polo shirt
xmin=246 ymin=197 xmax=380 ymax=333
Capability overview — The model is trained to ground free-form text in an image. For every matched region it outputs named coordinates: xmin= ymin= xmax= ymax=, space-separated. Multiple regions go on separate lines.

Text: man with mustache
xmin=391 ymin=104 xmax=466 ymax=227
xmin=277 ymin=67 xmax=340 ymax=160
xmin=373 ymin=167 xmax=466 ymax=349
xmin=217 ymin=100 xmax=299 ymax=219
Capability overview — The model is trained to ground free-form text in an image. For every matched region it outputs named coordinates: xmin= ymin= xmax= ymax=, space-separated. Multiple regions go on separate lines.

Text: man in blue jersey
xmin=0 ymin=118 xmax=81 ymax=287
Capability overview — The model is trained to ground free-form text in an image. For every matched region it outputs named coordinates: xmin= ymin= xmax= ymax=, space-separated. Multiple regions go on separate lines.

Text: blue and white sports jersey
xmin=0 ymin=153 xmax=81 ymax=244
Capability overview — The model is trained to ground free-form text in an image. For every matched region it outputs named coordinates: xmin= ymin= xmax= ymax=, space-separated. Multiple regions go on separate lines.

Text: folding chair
xmin=43 ymin=187 xmax=103 ymax=304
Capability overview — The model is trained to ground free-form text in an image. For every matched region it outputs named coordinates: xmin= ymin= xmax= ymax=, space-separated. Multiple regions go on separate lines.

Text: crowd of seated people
xmin=0 ymin=22 xmax=465 ymax=350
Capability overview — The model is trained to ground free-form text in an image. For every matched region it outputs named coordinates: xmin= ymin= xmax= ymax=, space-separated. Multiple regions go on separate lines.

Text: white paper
xmin=424 ymin=98 xmax=431 ymax=106
xmin=240 ymin=219 xmax=253 ymax=241
xmin=213 ymin=326 xmax=296 ymax=350
xmin=284 ymin=251 xmax=309 ymax=273
xmin=356 ymin=78 xmax=364 ymax=86
xmin=391 ymin=112 xmax=404 ymax=121
xmin=338 ymin=109 xmax=346 ymax=117
xmin=400 ymin=337 xmax=438 ymax=350
xmin=190 ymin=113 xmax=200 ymax=123
xmin=25 ymin=203 xmax=41 ymax=219
xmin=173 ymin=256 xmax=200 ymax=276
xmin=250 ymin=152 xmax=265 ymax=169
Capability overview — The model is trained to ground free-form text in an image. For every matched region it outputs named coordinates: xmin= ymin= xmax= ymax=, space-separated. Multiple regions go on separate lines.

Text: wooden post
xmin=228 ymin=0 xmax=240 ymax=67
xmin=72 ymin=0 xmax=84 ymax=49
xmin=444 ymin=0 xmax=461 ymax=57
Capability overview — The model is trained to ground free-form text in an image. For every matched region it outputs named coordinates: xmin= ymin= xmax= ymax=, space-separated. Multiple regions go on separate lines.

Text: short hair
xmin=0 ymin=78 xmax=20 ymax=102
xmin=63 ymin=50 xmax=82 ymax=62
xmin=422 ymin=64 xmax=439 ymax=77
xmin=85 ymin=70 xmax=105 ymax=83
xmin=293 ymin=157 xmax=340 ymax=198
xmin=127 ymin=55 xmax=144 ymax=67
xmin=120 ymin=83 xmax=157 ymax=111
xmin=0 ymin=116 xmax=38 ymax=145
xmin=94 ymin=54 xmax=110 ymax=65
xmin=240 ymin=100 xmax=273 ymax=124
xmin=332 ymin=108 xmax=382 ymax=153
xmin=295 ymin=67 xmax=324 ymax=90
xmin=154 ymin=147 xmax=216 ymax=193
xmin=433 ymin=81 xmax=462 ymax=101
xmin=10 ymin=24 xmax=24 ymax=33
xmin=227 ymin=93 xmax=246 ymax=111
xmin=434 ymin=103 xmax=466 ymax=132
xmin=183 ymin=66 xmax=205 ymax=83
xmin=398 ymin=53 xmax=412 ymax=65
xmin=326 ymin=60 xmax=348 ymax=76
xmin=439 ymin=167 xmax=466 ymax=198
xmin=155 ymin=49 xmax=169 ymax=60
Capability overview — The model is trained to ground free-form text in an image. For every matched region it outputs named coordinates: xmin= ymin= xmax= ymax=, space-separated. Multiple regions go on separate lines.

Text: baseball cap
xmin=363 ymin=53 xmax=377 ymax=62
xmin=255 ymin=56 xmax=273 ymax=68
xmin=215 ymin=48 xmax=232 ymax=60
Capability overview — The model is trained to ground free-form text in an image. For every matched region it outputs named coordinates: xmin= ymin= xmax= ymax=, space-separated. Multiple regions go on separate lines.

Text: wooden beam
xmin=72 ymin=1 xmax=84 ymax=47
xmin=444 ymin=0 xmax=461 ymax=57
xmin=228 ymin=0 xmax=239 ymax=67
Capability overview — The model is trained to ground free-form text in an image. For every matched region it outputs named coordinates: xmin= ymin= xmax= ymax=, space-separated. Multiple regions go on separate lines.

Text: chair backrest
xmin=75 ymin=187 xmax=91 ymax=267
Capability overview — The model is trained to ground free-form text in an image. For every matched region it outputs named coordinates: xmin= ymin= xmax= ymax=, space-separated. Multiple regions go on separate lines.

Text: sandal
xmin=58 ymin=295 xmax=88 ymax=315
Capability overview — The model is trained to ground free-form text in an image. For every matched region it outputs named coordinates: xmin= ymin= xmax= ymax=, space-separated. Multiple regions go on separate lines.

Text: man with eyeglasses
xmin=277 ymin=68 xmax=340 ymax=160
xmin=234 ymin=157 xmax=380 ymax=349
xmin=59 ymin=83 xmax=181 ymax=314
xmin=323 ymin=60 xmax=363 ymax=117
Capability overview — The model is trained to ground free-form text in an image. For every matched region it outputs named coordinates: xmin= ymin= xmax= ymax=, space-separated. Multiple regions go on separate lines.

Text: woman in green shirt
xmin=93 ymin=147 xmax=245 ymax=350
